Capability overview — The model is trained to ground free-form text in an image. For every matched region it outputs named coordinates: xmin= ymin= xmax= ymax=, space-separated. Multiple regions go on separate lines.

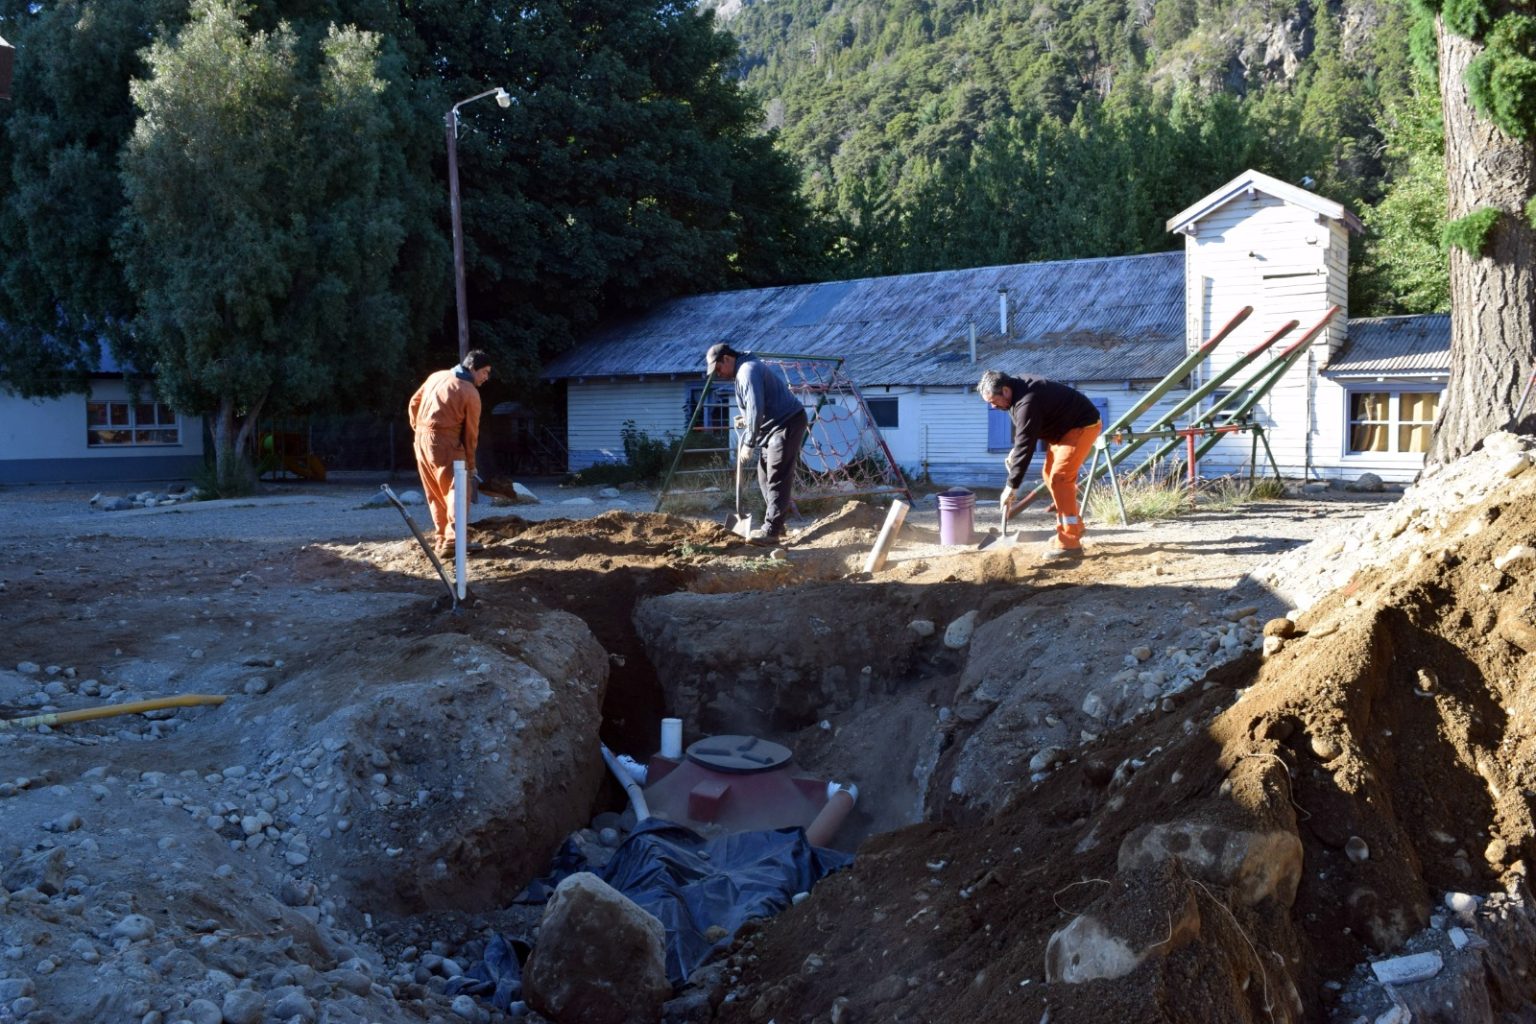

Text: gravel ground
xmin=0 ymin=473 xmax=651 ymax=544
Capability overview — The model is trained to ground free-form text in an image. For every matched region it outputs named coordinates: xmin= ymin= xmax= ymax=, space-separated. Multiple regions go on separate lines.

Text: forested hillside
xmin=706 ymin=0 xmax=1447 ymax=314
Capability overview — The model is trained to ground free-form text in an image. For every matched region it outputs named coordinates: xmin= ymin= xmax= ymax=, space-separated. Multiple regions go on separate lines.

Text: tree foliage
xmin=404 ymin=0 xmax=826 ymax=386
xmin=115 ymin=0 xmax=441 ymax=478
xmin=0 ymin=0 xmax=188 ymax=397
xmin=714 ymin=0 xmax=1433 ymax=298
xmin=0 ymin=0 xmax=819 ymax=459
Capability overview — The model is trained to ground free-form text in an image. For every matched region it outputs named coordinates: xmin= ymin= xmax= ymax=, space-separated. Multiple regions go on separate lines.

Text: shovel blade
xmin=727 ymin=512 xmax=754 ymax=539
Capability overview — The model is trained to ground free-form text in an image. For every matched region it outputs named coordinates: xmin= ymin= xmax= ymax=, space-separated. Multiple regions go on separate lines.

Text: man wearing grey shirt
xmin=705 ymin=342 xmax=809 ymax=546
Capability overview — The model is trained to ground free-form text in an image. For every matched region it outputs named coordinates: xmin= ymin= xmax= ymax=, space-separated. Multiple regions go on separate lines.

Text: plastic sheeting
xmin=599 ymin=818 xmax=853 ymax=986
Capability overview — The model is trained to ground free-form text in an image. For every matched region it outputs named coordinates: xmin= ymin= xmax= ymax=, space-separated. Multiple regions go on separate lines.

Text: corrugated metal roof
xmin=1325 ymin=314 xmax=1449 ymax=376
xmin=543 ymin=251 xmax=1188 ymax=386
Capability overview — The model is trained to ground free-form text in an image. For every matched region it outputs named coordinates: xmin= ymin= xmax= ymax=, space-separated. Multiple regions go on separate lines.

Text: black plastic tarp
xmin=598 ymin=818 xmax=853 ymax=986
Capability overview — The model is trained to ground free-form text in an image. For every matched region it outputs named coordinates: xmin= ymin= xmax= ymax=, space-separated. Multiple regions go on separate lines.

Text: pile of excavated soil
xmin=710 ymin=435 xmax=1536 ymax=1024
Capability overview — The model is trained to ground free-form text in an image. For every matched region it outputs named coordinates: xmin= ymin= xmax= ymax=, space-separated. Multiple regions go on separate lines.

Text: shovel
xmin=976 ymin=492 xmax=1038 ymax=551
xmin=724 ymin=445 xmax=753 ymax=539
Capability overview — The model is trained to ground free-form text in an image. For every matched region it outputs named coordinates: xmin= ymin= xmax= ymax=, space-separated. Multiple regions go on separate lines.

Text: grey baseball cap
xmin=705 ymin=342 xmax=737 ymax=374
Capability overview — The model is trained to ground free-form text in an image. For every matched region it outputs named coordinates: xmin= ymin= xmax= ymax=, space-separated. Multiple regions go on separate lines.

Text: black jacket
xmin=1002 ymin=374 xmax=1101 ymax=488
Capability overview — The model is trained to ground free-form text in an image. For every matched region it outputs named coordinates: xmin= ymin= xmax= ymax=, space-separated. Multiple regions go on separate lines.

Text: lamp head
xmin=495 ymin=87 xmax=511 ymax=109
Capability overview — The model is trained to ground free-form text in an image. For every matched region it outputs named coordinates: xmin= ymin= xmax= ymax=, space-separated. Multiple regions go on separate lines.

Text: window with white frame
xmin=87 ymin=400 xmax=180 ymax=447
xmin=685 ymin=384 xmax=733 ymax=431
xmin=1347 ymin=389 xmax=1440 ymax=454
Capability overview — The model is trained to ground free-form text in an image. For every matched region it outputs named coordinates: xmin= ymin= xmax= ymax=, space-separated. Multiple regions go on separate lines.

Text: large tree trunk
xmin=1429 ymin=21 xmax=1536 ymax=465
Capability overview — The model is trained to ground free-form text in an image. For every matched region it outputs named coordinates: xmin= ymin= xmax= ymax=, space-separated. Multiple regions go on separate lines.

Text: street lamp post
xmin=445 ymin=86 xmax=511 ymax=361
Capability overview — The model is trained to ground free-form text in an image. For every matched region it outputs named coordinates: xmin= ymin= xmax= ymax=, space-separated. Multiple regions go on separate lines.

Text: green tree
xmin=1356 ymin=81 xmax=1450 ymax=314
xmin=405 ymin=0 xmax=824 ymax=386
xmin=116 ymin=0 xmax=442 ymax=484
xmin=0 ymin=0 xmax=189 ymax=396
xmin=1422 ymin=0 xmax=1536 ymax=460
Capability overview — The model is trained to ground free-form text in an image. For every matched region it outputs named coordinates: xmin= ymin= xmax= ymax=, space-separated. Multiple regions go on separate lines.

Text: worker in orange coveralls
xmin=977 ymin=369 xmax=1102 ymax=561
xmin=408 ymin=349 xmax=491 ymax=557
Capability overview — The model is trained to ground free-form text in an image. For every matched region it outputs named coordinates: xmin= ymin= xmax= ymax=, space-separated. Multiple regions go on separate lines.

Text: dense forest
xmin=707 ymin=0 xmax=1449 ymax=312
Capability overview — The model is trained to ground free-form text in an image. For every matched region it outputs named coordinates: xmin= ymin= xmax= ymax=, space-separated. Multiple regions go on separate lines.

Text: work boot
xmin=1039 ymin=541 xmax=1084 ymax=562
xmin=746 ymin=526 xmax=783 ymax=548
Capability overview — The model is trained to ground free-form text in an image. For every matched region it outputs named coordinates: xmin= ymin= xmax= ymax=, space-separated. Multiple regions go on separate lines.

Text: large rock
xmin=1118 ymin=820 xmax=1303 ymax=908
xmin=250 ymin=614 xmax=609 ymax=914
xmin=524 ymin=872 xmax=671 ymax=1024
xmin=1045 ymin=862 xmax=1201 ymax=983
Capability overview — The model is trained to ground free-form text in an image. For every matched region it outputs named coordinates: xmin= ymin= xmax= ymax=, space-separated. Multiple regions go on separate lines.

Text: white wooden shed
xmin=544 ymin=170 xmax=1447 ymax=487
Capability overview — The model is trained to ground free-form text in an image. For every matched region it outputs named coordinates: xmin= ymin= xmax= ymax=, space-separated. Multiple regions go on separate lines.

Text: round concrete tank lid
xmin=686 ymin=734 xmax=793 ymax=774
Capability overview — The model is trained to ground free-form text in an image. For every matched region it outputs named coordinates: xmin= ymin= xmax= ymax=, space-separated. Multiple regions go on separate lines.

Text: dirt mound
xmin=712 ymin=443 xmax=1536 ymax=1023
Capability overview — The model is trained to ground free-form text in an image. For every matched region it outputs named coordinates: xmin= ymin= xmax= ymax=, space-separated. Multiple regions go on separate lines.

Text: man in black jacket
xmin=977 ymin=370 xmax=1102 ymax=558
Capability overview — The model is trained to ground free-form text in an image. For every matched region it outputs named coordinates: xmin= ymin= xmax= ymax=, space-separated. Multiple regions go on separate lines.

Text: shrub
xmin=1442 ymin=207 xmax=1502 ymax=256
xmin=194 ymin=449 xmax=257 ymax=499
xmin=569 ymin=421 xmax=684 ymax=486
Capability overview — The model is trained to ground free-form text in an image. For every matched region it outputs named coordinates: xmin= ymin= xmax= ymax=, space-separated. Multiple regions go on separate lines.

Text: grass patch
xmin=1086 ymin=464 xmax=1290 ymax=522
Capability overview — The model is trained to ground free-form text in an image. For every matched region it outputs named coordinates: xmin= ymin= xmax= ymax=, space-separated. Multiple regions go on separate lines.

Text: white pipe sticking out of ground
xmin=453 ymin=459 xmax=468 ymax=600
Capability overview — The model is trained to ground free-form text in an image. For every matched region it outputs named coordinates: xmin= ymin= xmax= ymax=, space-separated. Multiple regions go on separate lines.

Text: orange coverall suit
xmin=1002 ymin=374 xmax=1103 ymax=550
xmin=408 ymin=368 xmax=481 ymax=545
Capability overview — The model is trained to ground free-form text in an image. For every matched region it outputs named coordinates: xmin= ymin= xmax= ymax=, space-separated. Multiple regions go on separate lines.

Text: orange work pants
xmin=1043 ymin=421 xmax=1101 ymax=549
xmin=413 ymin=434 xmax=464 ymax=544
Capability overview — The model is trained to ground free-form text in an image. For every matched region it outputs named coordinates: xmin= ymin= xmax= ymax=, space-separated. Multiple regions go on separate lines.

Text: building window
xmin=685 ymin=384 xmax=733 ymax=431
xmin=1347 ymin=390 xmax=1440 ymax=454
xmin=866 ymin=397 xmax=898 ymax=429
xmin=87 ymin=400 xmax=180 ymax=447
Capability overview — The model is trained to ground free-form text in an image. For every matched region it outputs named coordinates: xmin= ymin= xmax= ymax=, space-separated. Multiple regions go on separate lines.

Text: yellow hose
xmin=0 ymin=694 xmax=228 ymax=730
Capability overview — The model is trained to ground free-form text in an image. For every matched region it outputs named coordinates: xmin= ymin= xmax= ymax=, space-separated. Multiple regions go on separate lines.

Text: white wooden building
xmin=543 ymin=169 xmax=1448 ymax=487
xmin=0 ymin=350 xmax=205 ymax=485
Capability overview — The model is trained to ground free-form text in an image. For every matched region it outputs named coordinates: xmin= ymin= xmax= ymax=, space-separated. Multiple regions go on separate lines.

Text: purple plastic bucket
xmin=936 ymin=488 xmax=975 ymax=546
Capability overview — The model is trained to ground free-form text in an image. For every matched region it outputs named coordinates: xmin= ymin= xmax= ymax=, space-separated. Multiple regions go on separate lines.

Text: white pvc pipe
xmin=453 ymin=460 xmax=467 ymax=600
xmin=660 ymin=718 xmax=683 ymax=759
xmin=601 ymin=744 xmax=651 ymax=822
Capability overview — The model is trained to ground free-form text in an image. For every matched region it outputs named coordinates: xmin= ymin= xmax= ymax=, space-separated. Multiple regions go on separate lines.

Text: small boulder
xmin=1118 ymin=820 xmax=1303 ymax=908
xmin=524 ymin=872 xmax=671 ymax=1024
xmin=943 ymin=611 xmax=979 ymax=650
xmin=1347 ymin=472 xmax=1384 ymax=492
xmin=1045 ymin=862 xmax=1201 ymax=983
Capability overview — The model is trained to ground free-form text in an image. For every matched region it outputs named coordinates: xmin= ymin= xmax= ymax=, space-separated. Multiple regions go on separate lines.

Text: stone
xmin=1497 ymin=453 xmax=1530 ymax=479
xmin=1349 ymin=472 xmax=1384 ymax=492
xmin=907 ymin=620 xmax=936 ymax=638
xmin=1346 ymin=836 xmax=1370 ymax=863
xmin=1045 ymin=862 xmax=1201 ymax=983
xmin=524 ymin=872 xmax=671 ymax=1024
xmin=1370 ymin=951 xmax=1443 ymax=985
xmin=1029 ymin=747 xmax=1067 ymax=773
xmin=1262 ymin=635 xmax=1285 ymax=657
xmin=599 ymin=487 xmax=623 ymax=498
xmin=184 ymin=998 xmax=222 ymax=1024
xmin=268 ymin=988 xmax=317 ymax=1022
xmin=221 ymin=989 xmax=264 ymax=1024
xmin=1262 ymin=618 xmax=1296 ymax=638
xmin=1118 ymin=821 xmax=1303 ymax=908
xmin=112 ymin=913 xmax=157 ymax=942
xmin=943 ymin=611 xmax=979 ymax=650
xmin=1493 ymin=545 xmax=1534 ymax=572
